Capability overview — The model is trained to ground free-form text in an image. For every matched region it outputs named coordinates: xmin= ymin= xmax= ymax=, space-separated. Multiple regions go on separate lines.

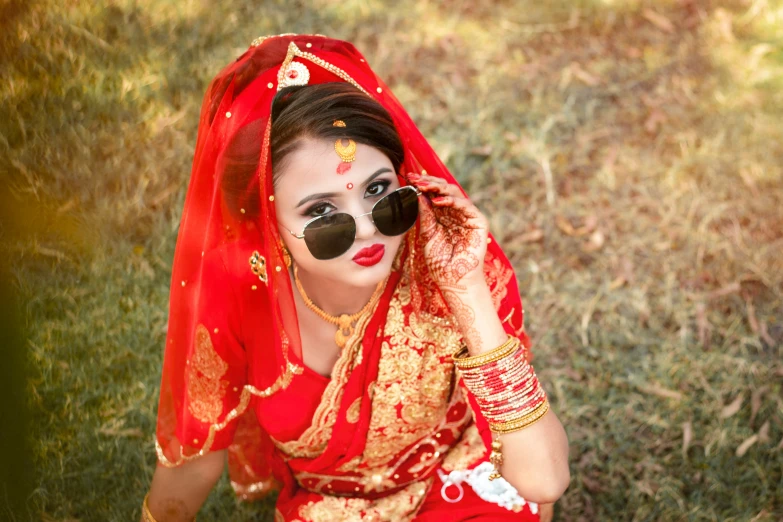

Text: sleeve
xmin=155 ymin=248 xmax=249 ymax=466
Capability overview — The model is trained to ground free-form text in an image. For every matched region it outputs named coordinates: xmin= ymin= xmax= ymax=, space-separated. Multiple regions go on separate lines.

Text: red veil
xmin=155 ymin=34 xmax=534 ymax=519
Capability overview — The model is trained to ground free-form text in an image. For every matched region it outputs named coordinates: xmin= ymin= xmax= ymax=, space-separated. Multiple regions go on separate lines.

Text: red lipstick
xmin=352 ymin=244 xmax=385 ymax=267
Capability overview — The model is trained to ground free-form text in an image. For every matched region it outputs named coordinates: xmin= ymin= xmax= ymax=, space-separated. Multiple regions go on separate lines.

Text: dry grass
xmin=3 ymin=0 xmax=782 ymax=520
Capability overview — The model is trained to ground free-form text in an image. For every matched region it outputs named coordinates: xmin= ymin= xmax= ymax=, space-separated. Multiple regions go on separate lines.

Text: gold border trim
xmin=156 ymin=361 xmax=303 ymax=468
xmin=277 ymin=42 xmax=371 ymax=97
xmin=272 ymin=275 xmax=389 ymax=458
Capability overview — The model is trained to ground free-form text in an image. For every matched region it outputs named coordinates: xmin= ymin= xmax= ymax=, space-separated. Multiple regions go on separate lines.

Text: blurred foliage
xmin=2 ymin=0 xmax=782 ymax=520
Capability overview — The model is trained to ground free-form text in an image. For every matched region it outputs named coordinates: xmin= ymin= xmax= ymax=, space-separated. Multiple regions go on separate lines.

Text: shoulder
xmin=203 ymin=236 xmax=272 ymax=306
xmin=207 ymin=237 xmax=263 ymax=283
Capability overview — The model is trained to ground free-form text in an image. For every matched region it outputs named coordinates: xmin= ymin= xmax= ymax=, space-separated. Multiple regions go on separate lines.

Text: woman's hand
xmin=409 ymin=173 xmax=489 ymax=291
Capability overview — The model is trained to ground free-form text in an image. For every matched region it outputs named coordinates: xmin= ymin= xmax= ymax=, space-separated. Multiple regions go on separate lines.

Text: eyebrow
xmin=294 ymin=167 xmax=394 ymax=208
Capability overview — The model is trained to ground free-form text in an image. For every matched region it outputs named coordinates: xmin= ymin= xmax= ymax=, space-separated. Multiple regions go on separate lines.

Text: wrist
xmin=442 ymin=275 xmax=488 ymax=301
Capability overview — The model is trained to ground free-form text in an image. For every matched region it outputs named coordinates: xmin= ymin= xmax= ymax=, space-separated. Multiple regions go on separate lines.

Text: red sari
xmin=154 ymin=34 xmax=540 ymax=521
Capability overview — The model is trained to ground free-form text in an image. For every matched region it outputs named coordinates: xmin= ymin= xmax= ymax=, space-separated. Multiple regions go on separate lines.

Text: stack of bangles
xmin=453 ymin=334 xmax=549 ymax=480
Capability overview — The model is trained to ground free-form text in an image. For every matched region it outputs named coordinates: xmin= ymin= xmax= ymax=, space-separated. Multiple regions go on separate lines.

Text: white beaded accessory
xmin=280 ymin=61 xmax=310 ymax=88
xmin=436 ymin=461 xmax=539 ymax=514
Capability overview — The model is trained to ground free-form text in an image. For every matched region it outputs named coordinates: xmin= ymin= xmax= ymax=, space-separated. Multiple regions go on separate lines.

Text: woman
xmin=143 ymin=35 xmax=569 ymax=522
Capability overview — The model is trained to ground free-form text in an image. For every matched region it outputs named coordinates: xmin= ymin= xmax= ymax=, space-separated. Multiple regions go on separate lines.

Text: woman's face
xmin=273 ymin=138 xmax=404 ymax=289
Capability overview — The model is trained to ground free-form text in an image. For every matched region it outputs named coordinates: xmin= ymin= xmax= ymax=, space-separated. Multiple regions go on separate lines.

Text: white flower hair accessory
xmin=280 ymin=61 xmax=310 ymax=88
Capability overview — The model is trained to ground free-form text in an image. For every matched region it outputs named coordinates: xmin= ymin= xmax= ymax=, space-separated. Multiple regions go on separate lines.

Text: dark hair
xmin=270 ymin=83 xmax=404 ymax=185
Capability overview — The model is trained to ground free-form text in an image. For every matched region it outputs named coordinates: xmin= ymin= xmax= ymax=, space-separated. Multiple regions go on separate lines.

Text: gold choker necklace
xmin=293 ymin=264 xmax=386 ymax=350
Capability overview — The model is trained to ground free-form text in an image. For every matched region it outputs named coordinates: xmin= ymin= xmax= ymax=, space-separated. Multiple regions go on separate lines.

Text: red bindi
xmin=346 ymin=182 xmax=354 ymax=190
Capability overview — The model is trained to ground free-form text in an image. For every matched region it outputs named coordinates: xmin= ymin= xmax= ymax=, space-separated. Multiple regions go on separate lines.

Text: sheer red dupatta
xmin=153 ymin=34 xmax=531 ymax=505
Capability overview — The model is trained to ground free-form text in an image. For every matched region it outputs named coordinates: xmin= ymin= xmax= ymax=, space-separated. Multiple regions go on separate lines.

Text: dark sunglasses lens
xmin=373 ymin=187 xmax=419 ymax=236
xmin=303 ymin=213 xmax=356 ymax=260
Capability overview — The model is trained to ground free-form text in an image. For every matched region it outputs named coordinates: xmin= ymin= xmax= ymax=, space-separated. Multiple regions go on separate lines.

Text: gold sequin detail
xmin=249 ymin=251 xmax=268 ymax=284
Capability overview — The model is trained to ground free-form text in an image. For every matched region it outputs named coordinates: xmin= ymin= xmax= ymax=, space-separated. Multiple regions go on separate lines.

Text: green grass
xmin=3 ymin=0 xmax=783 ymax=520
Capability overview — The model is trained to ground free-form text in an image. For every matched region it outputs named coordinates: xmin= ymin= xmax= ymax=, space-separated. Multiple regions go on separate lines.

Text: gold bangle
xmin=453 ymin=335 xmax=520 ymax=369
xmin=489 ymin=401 xmax=550 ymax=434
xmin=142 ymin=494 xmax=158 ymax=522
xmin=489 ymin=401 xmax=549 ymax=433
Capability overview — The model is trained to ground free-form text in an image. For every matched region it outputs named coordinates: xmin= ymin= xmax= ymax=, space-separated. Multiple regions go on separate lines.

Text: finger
xmin=431 ymin=196 xmax=488 ymax=227
xmin=421 ymin=173 xmax=446 ymax=183
xmin=417 ymin=189 xmax=435 ymax=213
xmin=417 ymin=195 xmax=438 ymax=240
xmin=420 ymin=181 xmax=464 ymax=199
xmin=431 ymin=195 xmax=476 ymax=212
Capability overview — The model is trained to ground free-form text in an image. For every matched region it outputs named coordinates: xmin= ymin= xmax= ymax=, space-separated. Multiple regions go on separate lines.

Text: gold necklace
xmin=293 ymin=264 xmax=386 ymax=350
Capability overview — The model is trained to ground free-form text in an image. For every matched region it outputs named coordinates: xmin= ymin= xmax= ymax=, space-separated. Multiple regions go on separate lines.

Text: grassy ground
xmin=3 ymin=0 xmax=783 ymax=520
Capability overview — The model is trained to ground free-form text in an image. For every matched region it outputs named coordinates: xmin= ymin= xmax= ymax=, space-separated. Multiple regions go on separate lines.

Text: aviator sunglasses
xmin=282 ymin=185 xmax=422 ymax=260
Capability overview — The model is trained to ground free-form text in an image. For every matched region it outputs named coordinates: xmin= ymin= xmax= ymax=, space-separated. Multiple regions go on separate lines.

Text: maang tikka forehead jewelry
xmin=333 ymin=120 xmax=356 ymax=175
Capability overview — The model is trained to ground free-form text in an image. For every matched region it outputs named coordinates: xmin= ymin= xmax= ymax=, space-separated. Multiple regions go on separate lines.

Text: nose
xmin=354 ymin=209 xmax=377 ymax=240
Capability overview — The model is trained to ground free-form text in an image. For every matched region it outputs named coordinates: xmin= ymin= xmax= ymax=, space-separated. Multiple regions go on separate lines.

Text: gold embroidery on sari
xmin=292 ymin=383 xmax=474 ymax=496
xmin=272 ymin=282 xmax=386 ymax=458
xmin=187 ymin=324 xmax=229 ymax=424
xmin=336 ymin=455 xmax=362 ymax=473
xmin=440 ymin=422 xmax=486 ymax=472
xmin=346 ymin=397 xmax=362 ymax=424
xmin=157 ymin=331 xmax=301 ymax=468
xmin=272 ymin=235 xmax=479 ymax=502
xmin=360 ymin=269 xmax=463 ymax=469
xmin=297 ymin=480 xmax=432 ymax=522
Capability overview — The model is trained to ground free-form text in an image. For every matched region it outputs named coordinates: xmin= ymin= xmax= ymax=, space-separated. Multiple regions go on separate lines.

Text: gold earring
xmin=279 ymin=240 xmax=292 ymax=268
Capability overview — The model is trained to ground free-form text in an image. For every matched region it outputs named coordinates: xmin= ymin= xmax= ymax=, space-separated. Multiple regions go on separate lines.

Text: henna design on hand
xmin=442 ymin=289 xmax=483 ymax=351
xmin=418 ymin=192 xmax=486 ymax=290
